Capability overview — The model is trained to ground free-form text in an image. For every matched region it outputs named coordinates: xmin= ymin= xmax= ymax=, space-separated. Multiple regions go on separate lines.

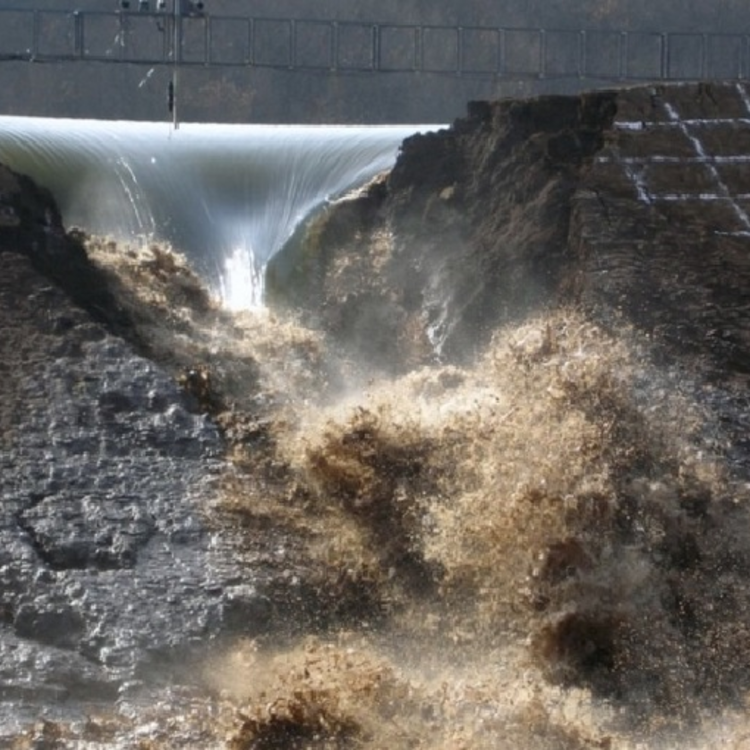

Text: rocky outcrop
xmin=271 ymin=82 xmax=750 ymax=389
xmin=268 ymin=92 xmax=618 ymax=369
xmin=0 ymin=161 xmax=388 ymax=739
xmin=0 ymin=165 xmax=267 ymax=726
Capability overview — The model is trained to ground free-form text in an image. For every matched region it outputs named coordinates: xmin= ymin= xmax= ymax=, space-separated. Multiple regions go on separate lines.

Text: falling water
xmin=219 ymin=245 xmax=265 ymax=310
xmin=0 ymin=116 xmax=435 ymax=308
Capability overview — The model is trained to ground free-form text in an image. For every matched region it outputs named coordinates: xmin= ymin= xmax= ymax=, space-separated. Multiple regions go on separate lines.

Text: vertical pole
xmin=247 ymin=17 xmax=254 ymax=65
xmin=372 ymin=24 xmax=379 ymax=71
xmin=205 ymin=14 xmax=211 ymax=66
xmin=539 ymin=28 xmax=546 ymax=79
xmin=290 ymin=19 xmax=296 ymax=69
xmin=331 ymin=21 xmax=338 ymax=72
xmin=457 ymin=26 xmax=463 ymax=75
xmin=73 ymin=11 xmax=84 ymax=60
xmin=415 ymin=25 xmax=422 ymax=71
xmin=172 ymin=0 xmax=179 ymax=129
xmin=498 ymin=28 xmax=506 ymax=77
xmin=579 ymin=29 xmax=586 ymax=78
xmin=619 ymin=31 xmax=628 ymax=80
xmin=31 ymin=10 xmax=40 ymax=61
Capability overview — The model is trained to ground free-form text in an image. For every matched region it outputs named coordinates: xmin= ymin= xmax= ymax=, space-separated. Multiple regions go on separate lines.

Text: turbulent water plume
xmin=6 ymin=84 xmax=750 ymax=748
xmin=208 ymin=307 xmax=750 ymax=749
xmin=92 ymin=235 xmax=745 ymax=747
xmin=6 ymin=227 xmax=750 ymax=749
xmin=0 ymin=116 xmax=432 ymax=307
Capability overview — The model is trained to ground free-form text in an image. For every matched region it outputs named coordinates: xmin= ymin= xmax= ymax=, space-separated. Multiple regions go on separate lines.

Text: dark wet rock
xmin=269 ymin=90 xmax=617 ymax=370
xmin=222 ymin=585 xmax=273 ymax=634
xmin=0 ymin=164 xmax=269 ymax=721
xmin=0 ymin=160 xmax=374 ymax=735
xmin=0 ymin=254 xmax=225 ymax=700
xmin=271 ymin=82 xmax=750 ymax=395
xmin=13 ymin=603 xmax=86 ymax=650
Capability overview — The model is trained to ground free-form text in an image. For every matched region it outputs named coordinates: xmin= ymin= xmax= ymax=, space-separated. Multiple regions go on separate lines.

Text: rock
xmin=0 ymin=163 xmax=254 ymax=719
xmin=269 ymin=90 xmax=618 ymax=370
xmin=271 ymin=82 xmax=750 ymax=398
xmin=0 ymin=160 xmax=375 ymax=735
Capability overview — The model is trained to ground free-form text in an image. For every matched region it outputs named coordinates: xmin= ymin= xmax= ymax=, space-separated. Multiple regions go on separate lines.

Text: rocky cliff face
xmin=0 ymin=166 xmax=317 ymax=736
xmin=270 ymin=82 xmax=750 ymax=389
xmin=0 ymin=165 xmax=226 ymax=712
xmin=269 ymin=92 xmax=615 ymax=369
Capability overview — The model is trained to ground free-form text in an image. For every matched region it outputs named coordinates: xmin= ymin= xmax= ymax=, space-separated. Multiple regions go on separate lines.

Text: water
xmin=3 ymin=116 xmax=750 ymax=749
xmin=0 ymin=116 xmax=434 ymax=308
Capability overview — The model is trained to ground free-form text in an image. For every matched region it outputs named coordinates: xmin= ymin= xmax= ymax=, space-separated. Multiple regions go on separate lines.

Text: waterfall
xmin=0 ymin=116 xmax=434 ymax=308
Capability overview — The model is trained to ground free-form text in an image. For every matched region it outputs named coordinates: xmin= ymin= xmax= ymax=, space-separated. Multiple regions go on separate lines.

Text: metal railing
xmin=1 ymin=8 xmax=748 ymax=82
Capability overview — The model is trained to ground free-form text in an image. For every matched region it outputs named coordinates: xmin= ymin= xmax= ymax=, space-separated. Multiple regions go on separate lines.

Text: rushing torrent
xmin=3 ymin=105 xmax=750 ymax=749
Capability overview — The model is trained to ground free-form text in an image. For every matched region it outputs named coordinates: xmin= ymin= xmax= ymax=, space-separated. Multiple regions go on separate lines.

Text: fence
xmin=1 ymin=8 xmax=749 ymax=82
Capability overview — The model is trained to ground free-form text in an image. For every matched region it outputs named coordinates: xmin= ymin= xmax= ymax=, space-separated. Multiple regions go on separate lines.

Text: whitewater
xmin=2 ymin=113 xmax=750 ymax=749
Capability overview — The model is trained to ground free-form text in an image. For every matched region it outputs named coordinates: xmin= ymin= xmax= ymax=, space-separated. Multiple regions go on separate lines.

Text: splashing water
xmin=220 ymin=245 xmax=265 ymax=310
xmin=8 ymin=225 xmax=750 ymax=747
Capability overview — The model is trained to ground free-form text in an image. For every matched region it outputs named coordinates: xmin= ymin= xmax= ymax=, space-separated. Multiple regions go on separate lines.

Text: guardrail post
xmin=289 ymin=19 xmax=296 ymax=69
xmin=415 ymin=25 xmax=422 ymax=72
xmin=31 ymin=10 xmax=40 ymax=60
xmin=204 ymin=14 xmax=210 ymax=66
xmin=73 ymin=11 xmax=83 ymax=59
xmin=331 ymin=21 xmax=338 ymax=71
xmin=372 ymin=24 xmax=379 ymax=71
xmin=498 ymin=27 xmax=505 ymax=76
xmin=247 ymin=18 xmax=254 ymax=65
xmin=619 ymin=30 xmax=628 ymax=80
xmin=457 ymin=26 xmax=463 ymax=75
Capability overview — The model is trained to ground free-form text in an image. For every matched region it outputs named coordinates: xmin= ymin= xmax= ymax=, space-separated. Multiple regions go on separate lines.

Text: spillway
xmin=0 ymin=116 xmax=434 ymax=308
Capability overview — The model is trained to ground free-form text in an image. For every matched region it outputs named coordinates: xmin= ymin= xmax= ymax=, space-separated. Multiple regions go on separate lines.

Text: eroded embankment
xmin=267 ymin=91 xmax=617 ymax=371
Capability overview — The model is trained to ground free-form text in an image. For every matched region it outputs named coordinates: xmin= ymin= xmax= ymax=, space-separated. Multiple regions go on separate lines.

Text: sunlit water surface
xmin=0 ymin=116 xmax=436 ymax=308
